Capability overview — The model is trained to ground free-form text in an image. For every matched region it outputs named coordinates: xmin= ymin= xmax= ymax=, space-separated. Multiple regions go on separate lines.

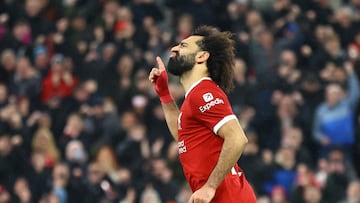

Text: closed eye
xmin=179 ymin=42 xmax=188 ymax=48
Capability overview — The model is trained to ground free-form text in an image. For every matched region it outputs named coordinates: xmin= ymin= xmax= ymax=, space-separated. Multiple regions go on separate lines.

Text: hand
xmin=26 ymin=111 xmax=43 ymax=126
xmin=11 ymin=135 xmax=23 ymax=146
xmin=51 ymin=73 xmax=61 ymax=86
xmin=62 ymin=71 xmax=73 ymax=85
xmin=344 ymin=61 xmax=354 ymax=75
xmin=149 ymin=56 xmax=166 ymax=83
xmin=149 ymin=56 xmax=174 ymax=103
xmin=301 ymin=45 xmax=312 ymax=57
xmin=0 ymin=13 xmax=9 ymax=24
xmin=188 ymin=185 xmax=216 ymax=203
xmin=320 ymin=136 xmax=330 ymax=146
xmin=56 ymin=18 xmax=69 ymax=33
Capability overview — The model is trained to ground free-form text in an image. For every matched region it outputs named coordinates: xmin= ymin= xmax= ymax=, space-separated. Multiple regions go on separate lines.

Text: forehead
xmin=182 ymin=35 xmax=204 ymax=47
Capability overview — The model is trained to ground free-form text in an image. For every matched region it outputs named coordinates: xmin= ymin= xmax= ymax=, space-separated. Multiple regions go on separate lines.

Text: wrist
xmin=159 ymin=93 xmax=174 ymax=104
xmin=155 ymin=71 xmax=174 ymax=103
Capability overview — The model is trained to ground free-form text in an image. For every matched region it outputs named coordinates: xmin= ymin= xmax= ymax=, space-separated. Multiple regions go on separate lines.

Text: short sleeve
xmin=188 ymin=86 xmax=236 ymax=134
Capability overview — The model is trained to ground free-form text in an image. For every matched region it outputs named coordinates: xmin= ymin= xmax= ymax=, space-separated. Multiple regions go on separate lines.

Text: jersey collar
xmin=185 ymin=77 xmax=212 ymax=98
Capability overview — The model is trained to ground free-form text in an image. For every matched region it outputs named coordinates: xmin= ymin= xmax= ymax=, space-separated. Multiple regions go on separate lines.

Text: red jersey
xmin=41 ymin=71 xmax=79 ymax=103
xmin=178 ymin=78 xmax=256 ymax=202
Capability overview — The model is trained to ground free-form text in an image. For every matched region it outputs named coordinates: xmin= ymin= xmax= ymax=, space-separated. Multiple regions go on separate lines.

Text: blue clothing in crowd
xmin=313 ymin=74 xmax=360 ymax=146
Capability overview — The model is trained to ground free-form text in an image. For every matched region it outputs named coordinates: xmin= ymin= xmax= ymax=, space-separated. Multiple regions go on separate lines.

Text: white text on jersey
xmin=199 ymin=98 xmax=224 ymax=112
xmin=178 ymin=112 xmax=183 ymax=130
xmin=178 ymin=140 xmax=187 ymax=154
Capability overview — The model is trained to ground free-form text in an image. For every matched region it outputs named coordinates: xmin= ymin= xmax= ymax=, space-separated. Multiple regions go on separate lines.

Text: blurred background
xmin=0 ymin=0 xmax=360 ymax=202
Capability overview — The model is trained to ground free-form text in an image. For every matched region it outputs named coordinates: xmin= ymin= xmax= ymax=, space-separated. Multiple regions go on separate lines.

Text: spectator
xmin=270 ymin=146 xmax=298 ymax=197
xmin=103 ymin=54 xmax=136 ymax=110
xmin=41 ymin=54 xmax=79 ymax=106
xmin=228 ymin=58 xmax=257 ymax=113
xmin=148 ymin=157 xmax=178 ymax=202
xmin=82 ymin=96 xmax=120 ymax=148
xmin=52 ymin=82 xmax=91 ymax=136
xmin=84 ymin=162 xmax=106 ymax=203
xmin=0 ymin=20 xmax=32 ymax=52
xmin=270 ymin=185 xmax=289 ymax=203
xmin=313 ymin=62 xmax=359 ymax=158
xmin=282 ymin=127 xmax=313 ymax=166
xmin=291 ymin=163 xmax=321 ymax=203
xmin=275 ymin=49 xmax=302 ymax=92
xmin=12 ymin=177 xmax=32 ymax=203
xmin=171 ymin=13 xmax=194 ymax=44
xmin=139 ymin=184 xmax=161 ymax=203
xmin=59 ymin=113 xmax=89 ymax=155
xmin=250 ymin=29 xmax=281 ymax=87
xmin=0 ymin=49 xmax=16 ymax=84
xmin=311 ymin=34 xmax=346 ymax=72
xmin=31 ymin=127 xmax=60 ymax=168
xmin=25 ymin=151 xmax=49 ymax=203
xmin=303 ymin=185 xmax=323 ymax=203
xmin=9 ymin=56 xmax=41 ymax=105
xmin=322 ymin=148 xmax=353 ymax=203
xmin=95 ymin=146 xmax=120 ymax=180
xmin=340 ymin=180 xmax=360 ymax=203
xmin=64 ymin=140 xmax=88 ymax=169
xmin=51 ymin=163 xmax=70 ymax=203
xmin=129 ymin=0 xmax=164 ymax=27
xmin=333 ymin=6 xmax=360 ymax=49
xmin=115 ymin=123 xmax=150 ymax=174
xmin=238 ymin=130 xmax=264 ymax=190
xmin=20 ymin=0 xmax=53 ymax=39
xmin=0 ymin=83 xmax=8 ymax=108
xmin=32 ymin=45 xmax=50 ymax=77
xmin=347 ymin=0 xmax=360 ymax=20
xmin=0 ymin=184 xmax=11 ymax=203
xmin=0 ymin=134 xmax=19 ymax=188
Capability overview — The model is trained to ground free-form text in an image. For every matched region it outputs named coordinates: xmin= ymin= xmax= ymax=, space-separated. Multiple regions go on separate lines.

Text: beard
xmin=167 ymin=52 xmax=196 ymax=76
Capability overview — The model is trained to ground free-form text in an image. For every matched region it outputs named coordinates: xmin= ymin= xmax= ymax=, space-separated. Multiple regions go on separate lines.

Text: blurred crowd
xmin=0 ymin=0 xmax=360 ymax=202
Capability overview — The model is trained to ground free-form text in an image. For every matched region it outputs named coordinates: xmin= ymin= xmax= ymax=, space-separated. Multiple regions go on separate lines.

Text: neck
xmin=179 ymin=64 xmax=209 ymax=92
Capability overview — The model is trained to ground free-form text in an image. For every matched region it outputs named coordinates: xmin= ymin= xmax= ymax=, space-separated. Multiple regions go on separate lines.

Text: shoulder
xmin=187 ymin=80 xmax=230 ymax=113
xmin=188 ymin=80 xmax=227 ymax=102
xmin=315 ymin=103 xmax=328 ymax=114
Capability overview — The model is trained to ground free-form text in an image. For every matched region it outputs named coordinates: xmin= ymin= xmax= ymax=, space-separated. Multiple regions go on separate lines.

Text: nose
xmin=171 ymin=45 xmax=180 ymax=52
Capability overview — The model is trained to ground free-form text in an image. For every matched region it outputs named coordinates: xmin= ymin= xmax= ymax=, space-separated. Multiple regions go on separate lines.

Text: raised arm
xmin=149 ymin=56 xmax=180 ymax=141
xmin=344 ymin=62 xmax=360 ymax=109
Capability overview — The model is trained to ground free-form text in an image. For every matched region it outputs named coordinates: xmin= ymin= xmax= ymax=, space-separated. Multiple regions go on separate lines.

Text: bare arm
xmin=206 ymin=119 xmax=248 ymax=188
xmin=161 ymin=101 xmax=180 ymax=141
xmin=149 ymin=56 xmax=180 ymax=141
xmin=188 ymin=119 xmax=248 ymax=203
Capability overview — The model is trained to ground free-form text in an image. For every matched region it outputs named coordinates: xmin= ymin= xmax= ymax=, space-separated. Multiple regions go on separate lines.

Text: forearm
xmin=312 ymin=111 xmax=324 ymax=142
xmin=205 ymin=121 xmax=248 ymax=189
xmin=162 ymin=101 xmax=180 ymax=141
xmin=313 ymin=123 xmax=323 ymax=142
xmin=347 ymin=74 xmax=360 ymax=106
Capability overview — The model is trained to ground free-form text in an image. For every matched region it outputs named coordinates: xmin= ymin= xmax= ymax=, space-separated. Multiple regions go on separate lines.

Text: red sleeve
xmin=188 ymin=85 xmax=237 ymax=134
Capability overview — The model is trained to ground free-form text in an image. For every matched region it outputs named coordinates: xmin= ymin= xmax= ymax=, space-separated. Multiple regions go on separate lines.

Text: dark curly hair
xmin=193 ymin=25 xmax=235 ymax=93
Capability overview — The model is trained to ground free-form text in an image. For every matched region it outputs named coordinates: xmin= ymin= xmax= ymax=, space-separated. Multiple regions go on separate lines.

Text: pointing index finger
xmin=156 ymin=56 xmax=166 ymax=72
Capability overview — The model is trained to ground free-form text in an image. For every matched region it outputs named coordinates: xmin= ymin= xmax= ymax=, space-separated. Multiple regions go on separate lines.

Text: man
xmin=149 ymin=26 xmax=256 ymax=202
xmin=313 ymin=62 xmax=359 ymax=158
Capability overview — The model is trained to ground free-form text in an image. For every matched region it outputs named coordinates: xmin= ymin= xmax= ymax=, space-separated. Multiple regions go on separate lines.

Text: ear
xmin=196 ymin=51 xmax=209 ymax=63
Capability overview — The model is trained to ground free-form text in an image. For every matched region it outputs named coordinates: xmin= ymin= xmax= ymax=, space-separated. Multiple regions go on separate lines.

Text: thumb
xmin=156 ymin=56 xmax=166 ymax=72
